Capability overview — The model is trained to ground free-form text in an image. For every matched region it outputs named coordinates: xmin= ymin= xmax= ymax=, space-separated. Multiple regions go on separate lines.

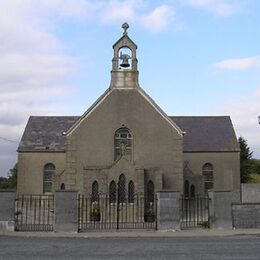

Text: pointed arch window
xmin=190 ymin=185 xmax=195 ymax=198
xmin=203 ymin=163 xmax=214 ymax=193
xmin=114 ymin=127 xmax=132 ymax=161
xmin=147 ymin=180 xmax=154 ymax=203
xmin=118 ymin=174 xmax=126 ymax=203
xmin=184 ymin=180 xmax=190 ymax=197
xmin=43 ymin=163 xmax=55 ymax=193
xmin=128 ymin=181 xmax=135 ymax=203
xmin=60 ymin=183 xmax=65 ymax=190
xmin=109 ymin=181 xmax=116 ymax=203
xmin=91 ymin=181 xmax=99 ymax=202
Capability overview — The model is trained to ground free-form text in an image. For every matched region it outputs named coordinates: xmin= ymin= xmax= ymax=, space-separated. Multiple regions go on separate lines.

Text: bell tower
xmin=110 ymin=23 xmax=140 ymax=89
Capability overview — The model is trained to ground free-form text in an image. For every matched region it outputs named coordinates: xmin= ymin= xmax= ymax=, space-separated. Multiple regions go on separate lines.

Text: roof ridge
xmin=169 ymin=115 xmax=230 ymax=118
xmin=29 ymin=115 xmax=80 ymax=118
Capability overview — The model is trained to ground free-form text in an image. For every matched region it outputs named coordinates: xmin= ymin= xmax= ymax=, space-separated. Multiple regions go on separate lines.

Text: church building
xmin=17 ymin=23 xmax=240 ymax=202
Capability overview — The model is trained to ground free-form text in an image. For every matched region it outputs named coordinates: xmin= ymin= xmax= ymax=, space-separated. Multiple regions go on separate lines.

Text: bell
xmin=120 ymin=53 xmax=130 ymax=68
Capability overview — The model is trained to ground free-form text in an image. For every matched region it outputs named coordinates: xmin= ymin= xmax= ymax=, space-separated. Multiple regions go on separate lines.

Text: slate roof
xmin=18 ymin=116 xmax=79 ymax=152
xmin=18 ymin=115 xmax=239 ymax=153
xmin=170 ymin=116 xmax=240 ymax=152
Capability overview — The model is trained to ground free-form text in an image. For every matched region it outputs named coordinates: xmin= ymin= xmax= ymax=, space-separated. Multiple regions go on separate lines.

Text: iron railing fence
xmin=15 ymin=194 xmax=54 ymax=231
xmin=180 ymin=195 xmax=210 ymax=229
xmin=78 ymin=194 xmax=157 ymax=231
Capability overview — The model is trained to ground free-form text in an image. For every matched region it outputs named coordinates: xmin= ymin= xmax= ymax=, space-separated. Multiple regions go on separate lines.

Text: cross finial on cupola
xmin=122 ymin=22 xmax=129 ymax=35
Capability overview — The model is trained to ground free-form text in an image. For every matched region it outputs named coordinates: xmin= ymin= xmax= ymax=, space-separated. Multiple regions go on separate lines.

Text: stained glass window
xmin=114 ymin=128 xmax=132 ymax=161
xmin=109 ymin=181 xmax=116 ymax=203
xmin=128 ymin=181 xmax=135 ymax=203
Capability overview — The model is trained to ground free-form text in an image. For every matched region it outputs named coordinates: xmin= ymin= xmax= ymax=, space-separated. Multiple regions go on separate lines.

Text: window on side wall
xmin=43 ymin=163 xmax=55 ymax=193
xmin=202 ymin=163 xmax=214 ymax=193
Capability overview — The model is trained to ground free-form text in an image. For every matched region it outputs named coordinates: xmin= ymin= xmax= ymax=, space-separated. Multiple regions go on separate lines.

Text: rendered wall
xmin=241 ymin=184 xmax=260 ymax=203
xmin=17 ymin=152 xmax=66 ymax=194
xmin=184 ymin=152 xmax=240 ymax=202
xmin=66 ymin=88 xmax=183 ymax=193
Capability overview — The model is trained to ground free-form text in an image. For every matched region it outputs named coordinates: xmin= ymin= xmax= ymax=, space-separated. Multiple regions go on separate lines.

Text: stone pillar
xmin=54 ymin=191 xmax=78 ymax=232
xmin=208 ymin=191 xmax=232 ymax=229
xmin=0 ymin=190 xmax=16 ymax=231
xmin=157 ymin=191 xmax=180 ymax=230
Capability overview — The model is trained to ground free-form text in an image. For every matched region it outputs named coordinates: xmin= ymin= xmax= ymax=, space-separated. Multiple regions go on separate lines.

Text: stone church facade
xmin=17 ymin=24 xmax=240 ymax=202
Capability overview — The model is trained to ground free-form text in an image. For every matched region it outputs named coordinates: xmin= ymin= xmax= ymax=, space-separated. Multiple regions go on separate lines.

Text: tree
xmin=0 ymin=163 xmax=17 ymax=189
xmin=7 ymin=163 xmax=17 ymax=189
xmin=252 ymin=159 xmax=260 ymax=175
xmin=239 ymin=137 xmax=255 ymax=183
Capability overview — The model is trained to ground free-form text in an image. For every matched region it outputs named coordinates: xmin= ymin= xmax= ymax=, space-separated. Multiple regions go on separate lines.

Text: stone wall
xmin=241 ymin=184 xmax=260 ymax=203
xmin=208 ymin=191 xmax=232 ymax=229
xmin=0 ymin=190 xmax=16 ymax=231
xmin=232 ymin=203 xmax=260 ymax=228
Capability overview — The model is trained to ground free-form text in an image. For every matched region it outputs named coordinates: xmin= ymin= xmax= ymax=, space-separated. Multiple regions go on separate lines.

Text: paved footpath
xmin=1 ymin=228 xmax=260 ymax=238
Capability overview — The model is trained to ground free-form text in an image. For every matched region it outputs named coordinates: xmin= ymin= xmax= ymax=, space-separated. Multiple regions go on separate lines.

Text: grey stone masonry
xmin=54 ymin=191 xmax=78 ymax=232
xmin=157 ymin=191 xmax=180 ymax=230
xmin=208 ymin=191 xmax=232 ymax=229
xmin=0 ymin=190 xmax=16 ymax=231
xmin=232 ymin=203 xmax=260 ymax=228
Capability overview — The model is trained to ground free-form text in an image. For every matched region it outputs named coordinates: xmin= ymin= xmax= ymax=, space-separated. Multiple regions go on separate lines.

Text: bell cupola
xmin=110 ymin=23 xmax=139 ymax=89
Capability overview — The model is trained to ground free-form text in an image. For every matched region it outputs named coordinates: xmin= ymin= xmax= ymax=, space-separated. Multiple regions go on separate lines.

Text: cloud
xmin=100 ymin=0 xmax=139 ymax=23
xmin=180 ymin=0 xmax=240 ymax=17
xmin=212 ymin=88 xmax=260 ymax=158
xmin=141 ymin=5 xmax=175 ymax=33
xmin=215 ymin=56 xmax=260 ymax=70
xmin=100 ymin=1 xmax=175 ymax=33
xmin=0 ymin=0 xmax=81 ymax=176
xmin=0 ymin=0 xmax=177 ymax=176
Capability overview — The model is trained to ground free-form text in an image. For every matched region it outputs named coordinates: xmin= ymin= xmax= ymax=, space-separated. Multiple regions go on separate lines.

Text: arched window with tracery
xmin=128 ymin=181 xmax=135 ymax=203
xmin=43 ymin=163 xmax=55 ymax=193
xmin=184 ymin=180 xmax=190 ymax=197
xmin=203 ymin=163 xmax=214 ymax=193
xmin=109 ymin=181 xmax=116 ymax=203
xmin=146 ymin=180 xmax=154 ymax=203
xmin=91 ymin=181 xmax=99 ymax=202
xmin=114 ymin=127 xmax=132 ymax=161
xmin=118 ymin=174 xmax=126 ymax=203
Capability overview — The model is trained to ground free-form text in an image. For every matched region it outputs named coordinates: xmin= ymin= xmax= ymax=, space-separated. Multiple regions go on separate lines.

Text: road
xmin=0 ymin=235 xmax=260 ymax=259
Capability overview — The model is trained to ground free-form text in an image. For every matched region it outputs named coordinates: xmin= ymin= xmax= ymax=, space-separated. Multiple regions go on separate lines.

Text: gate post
xmin=208 ymin=191 xmax=232 ymax=229
xmin=54 ymin=190 xmax=78 ymax=232
xmin=0 ymin=190 xmax=16 ymax=231
xmin=157 ymin=190 xmax=180 ymax=230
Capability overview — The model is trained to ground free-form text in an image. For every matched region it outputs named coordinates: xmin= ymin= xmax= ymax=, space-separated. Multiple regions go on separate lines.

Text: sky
xmin=0 ymin=0 xmax=260 ymax=177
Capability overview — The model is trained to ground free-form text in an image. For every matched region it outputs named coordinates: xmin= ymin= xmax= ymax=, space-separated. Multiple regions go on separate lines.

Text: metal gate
xmin=180 ymin=195 xmax=210 ymax=229
xmin=15 ymin=194 xmax=54 ymax=231
xmin=78 ymin=194 xmax=157 ymax=231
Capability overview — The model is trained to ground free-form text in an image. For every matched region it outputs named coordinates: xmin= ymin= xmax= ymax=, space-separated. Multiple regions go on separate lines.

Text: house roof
xmin=18 ymin=115 xmax=239 ymax=153
xmin=18 ymin=116 xmax=79 ymax=152
xmin=170 ymin=116 xmax=240 ymax=152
